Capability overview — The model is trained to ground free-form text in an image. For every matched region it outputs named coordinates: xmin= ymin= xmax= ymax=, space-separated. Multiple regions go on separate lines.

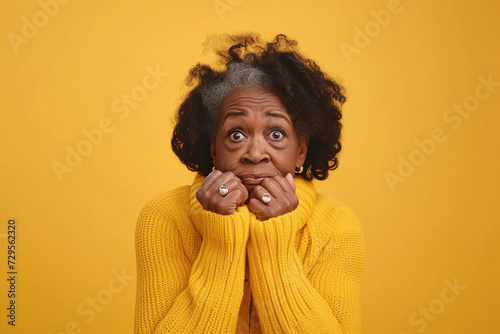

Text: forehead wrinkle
xmin=219 ymin=89 xmax=291 ymax=127
xmin=222 ymin=96 xmax=275 ymax=110
xmin=220 ymin=103 xmax=291 ymax=125
xmin=222 ymin=88 xmax=281 ymax=105
xmin=222 ymin=96 xmax=287 ymax=112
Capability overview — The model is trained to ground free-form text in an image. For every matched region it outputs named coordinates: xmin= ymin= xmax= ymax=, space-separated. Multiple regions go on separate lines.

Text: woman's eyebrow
xmin=265 ymin=111 xmax=291 ymax=124
xmin=223 ymin=111 xmax=246 ymax=122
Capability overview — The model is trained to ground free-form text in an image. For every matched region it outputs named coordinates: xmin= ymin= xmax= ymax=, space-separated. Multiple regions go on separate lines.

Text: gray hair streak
xmin=200 ymin=62 xmax=273 ymax=118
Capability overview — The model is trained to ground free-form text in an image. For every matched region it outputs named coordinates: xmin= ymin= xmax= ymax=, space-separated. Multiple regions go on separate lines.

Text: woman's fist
xmin=196 ymin=170 xmax=249 ymax=215
xmin=247 ymin=173 xmax=298 ymax=221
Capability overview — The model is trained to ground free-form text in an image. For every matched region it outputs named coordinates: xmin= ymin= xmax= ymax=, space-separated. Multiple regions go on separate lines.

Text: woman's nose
xmin=242 ymin=137 xmax=270 ymax=164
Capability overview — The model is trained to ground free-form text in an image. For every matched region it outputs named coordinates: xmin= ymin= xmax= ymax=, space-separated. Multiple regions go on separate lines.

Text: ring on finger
xmin=218 ymin=185 xmax=229 ymax=196
xmin=261 ymin=193 xmax=272 ymax=204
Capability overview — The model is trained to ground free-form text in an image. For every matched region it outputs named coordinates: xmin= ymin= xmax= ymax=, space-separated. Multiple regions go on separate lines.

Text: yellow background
xmin=1 ymin=0 xmax=499 ymax=333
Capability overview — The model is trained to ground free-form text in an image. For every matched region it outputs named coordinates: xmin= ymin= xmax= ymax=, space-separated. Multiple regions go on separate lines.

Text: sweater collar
xmin=189 ymin=174 xmax=316 ymax=225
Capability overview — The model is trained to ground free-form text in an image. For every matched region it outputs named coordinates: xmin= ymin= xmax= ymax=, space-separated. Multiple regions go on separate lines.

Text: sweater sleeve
xmin=306 ymin=206 xmax=365 ymax=333
xmin=134 ymin=191 xmax=250 ymax=333
xmin=246 ymin=205 xmax=364 ymax=333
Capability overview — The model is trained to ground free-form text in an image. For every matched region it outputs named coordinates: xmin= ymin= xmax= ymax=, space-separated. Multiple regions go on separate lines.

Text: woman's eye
xmin=230 ymin=131 xmax=244 ymax=141
xmin=269 ymin=130 xmax=284 ymax=140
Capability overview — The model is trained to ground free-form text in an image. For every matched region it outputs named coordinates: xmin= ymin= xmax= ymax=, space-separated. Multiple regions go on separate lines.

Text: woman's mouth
xmin=237 ymin=174 xmax=276 ymax=195
xmin=239 ymin=175 xmax=265 ymax=185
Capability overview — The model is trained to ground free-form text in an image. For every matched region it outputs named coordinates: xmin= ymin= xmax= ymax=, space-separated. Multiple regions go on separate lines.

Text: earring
xmin=295 ymin=166 xmax=304 ymax=173
xmin=212 ymin=166 xmax=216 ymax=172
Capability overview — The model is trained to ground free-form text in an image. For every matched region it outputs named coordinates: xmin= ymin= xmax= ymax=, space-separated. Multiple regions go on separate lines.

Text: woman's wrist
xmin=247 ymin=213 xmax=301 ymax=275
xmin=196 ymin=206 xmax=250 ymax=247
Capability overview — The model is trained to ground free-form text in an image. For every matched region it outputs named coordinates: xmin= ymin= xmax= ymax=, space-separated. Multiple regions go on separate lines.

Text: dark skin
xmin=196 ymin=87 xmax=309 ymax=220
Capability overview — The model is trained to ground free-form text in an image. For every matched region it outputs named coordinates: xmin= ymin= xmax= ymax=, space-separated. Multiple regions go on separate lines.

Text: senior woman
xmin=135 ymin=34 xmax=365 ymax=333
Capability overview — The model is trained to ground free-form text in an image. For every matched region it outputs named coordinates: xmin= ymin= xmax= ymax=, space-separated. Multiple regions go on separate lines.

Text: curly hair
xmin=171 ymin=34 xmax=346 ymax=180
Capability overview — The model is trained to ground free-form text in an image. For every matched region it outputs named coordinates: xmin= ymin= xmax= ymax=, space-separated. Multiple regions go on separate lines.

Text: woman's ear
xmin=296 ymin=135 xmax=310 ymax=168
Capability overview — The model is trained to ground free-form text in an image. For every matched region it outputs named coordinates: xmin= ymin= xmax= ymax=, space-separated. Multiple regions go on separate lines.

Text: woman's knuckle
xmin=260 ymin=178 xmax=271 ymax=187
xmin=255 ymin=185 xmax=265 ymax=193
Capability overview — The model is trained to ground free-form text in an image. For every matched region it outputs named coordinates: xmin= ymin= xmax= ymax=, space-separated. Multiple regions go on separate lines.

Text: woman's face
xmin=211 ymin=86 xmax=309 ymax=193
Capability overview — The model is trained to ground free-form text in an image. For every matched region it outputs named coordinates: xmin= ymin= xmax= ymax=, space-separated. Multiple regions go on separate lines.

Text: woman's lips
xmin=240 ymin=176 xmax=264 ymax=185
xmin=239 ymin=175 xmax=269 ymax=185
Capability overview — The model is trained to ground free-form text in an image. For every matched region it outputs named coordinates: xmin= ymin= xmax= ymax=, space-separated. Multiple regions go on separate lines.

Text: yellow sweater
xmin=135 ymin=175 xmax=365 ymax=333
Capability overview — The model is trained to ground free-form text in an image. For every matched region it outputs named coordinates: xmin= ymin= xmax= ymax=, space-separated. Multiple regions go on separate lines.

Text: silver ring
xmin=261 ymin=193 xmax=272 ymax=204
xmin=218 ymin=185 xmax=229 ymax=196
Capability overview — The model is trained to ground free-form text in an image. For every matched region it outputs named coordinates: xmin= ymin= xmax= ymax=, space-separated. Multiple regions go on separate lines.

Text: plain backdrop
xmin=1 ymin=0 xmax=499 ymax=333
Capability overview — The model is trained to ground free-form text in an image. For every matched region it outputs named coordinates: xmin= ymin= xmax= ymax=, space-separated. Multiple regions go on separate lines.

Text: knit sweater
xmin=134 ymin=175 xmax=365 ymax=333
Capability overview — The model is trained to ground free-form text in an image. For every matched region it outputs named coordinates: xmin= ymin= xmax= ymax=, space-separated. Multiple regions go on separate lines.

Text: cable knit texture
xmin=135 ymin=175 xmax=365 ymax=333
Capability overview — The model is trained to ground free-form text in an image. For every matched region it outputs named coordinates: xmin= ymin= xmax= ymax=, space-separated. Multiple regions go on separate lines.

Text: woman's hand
xmin=196 ymin=170 xmax=249 ymax=215
xmin=248 ymin=173 xmax=298 ymax=220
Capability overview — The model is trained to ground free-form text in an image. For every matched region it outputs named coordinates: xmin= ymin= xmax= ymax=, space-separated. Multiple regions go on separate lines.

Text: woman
xmin=135 ymin=34 xmax=364 ymax=334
